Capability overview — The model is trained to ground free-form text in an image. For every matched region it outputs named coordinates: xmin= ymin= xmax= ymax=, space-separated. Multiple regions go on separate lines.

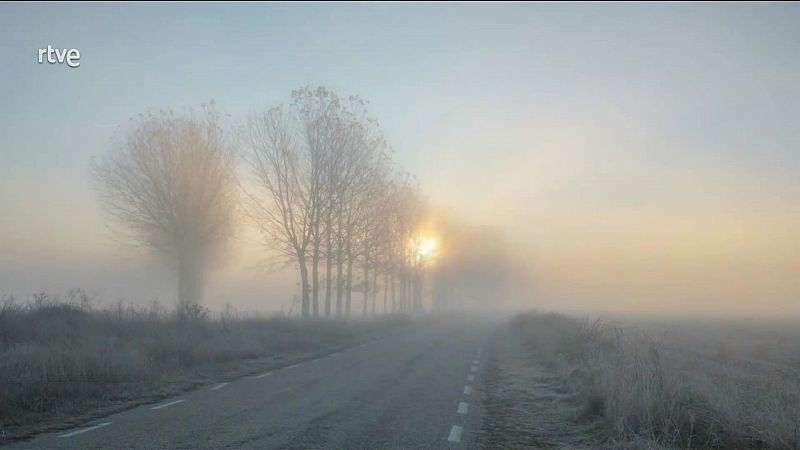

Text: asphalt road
xmin=8 ymin=318 xmax=496 ymax=449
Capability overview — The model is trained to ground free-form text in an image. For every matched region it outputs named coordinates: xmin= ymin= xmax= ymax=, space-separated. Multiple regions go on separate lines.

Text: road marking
xmin=447 ymin=425 xmax=463 ymax=443
xmin=151 ymin=399 xmax=185 ymax=410
xmin=358 ymin=343 xmax=367 ymax=347
xmin=58 ymin=422 xmax=111 ymax=438
xmin=470 ymin=365 xmax=478 ymax=372
xmin=327 ymin=352 xmax=338 ymax=358
xmin=472 ymin=360 xmax=478 ymax=365
xmin=457 ymin=402 xmax=469 ymax=415
xmin=464 ymin=385 xmax=473 ymax=395
xmin=286 ymin=364 xmax=300 ymax=369
xmin=254 ymin=371 xmax=273 ymax=379
xmin=211 ymin=382 xmax=229 ymax=391
xmin=467 ymin=374 xmax=475 ymax=381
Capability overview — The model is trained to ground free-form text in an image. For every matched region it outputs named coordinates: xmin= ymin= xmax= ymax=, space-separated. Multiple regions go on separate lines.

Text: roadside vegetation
xmin=0 ymin=290 xmax=409 ymax=442
xmin=510 ymin=312 xmax=800 ymax=449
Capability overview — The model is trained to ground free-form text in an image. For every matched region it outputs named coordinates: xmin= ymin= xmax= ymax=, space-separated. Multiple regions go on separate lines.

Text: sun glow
xmin=417 ymin=237 xmax=438 ymax=259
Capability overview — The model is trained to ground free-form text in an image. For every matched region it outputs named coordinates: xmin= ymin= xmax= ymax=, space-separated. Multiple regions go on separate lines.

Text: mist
xmin=3 ymin=4 xmax=800 ymax=449
xmin=3 ymin=3 xmax=800 ymax=319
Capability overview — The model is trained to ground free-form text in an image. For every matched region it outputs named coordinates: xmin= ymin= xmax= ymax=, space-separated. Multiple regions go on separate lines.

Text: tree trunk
xmin=299 ymin=258 xmax=310 ymax=318
xmin=312 ymin=238 xmax=320 ymax=317
xmin=336 ymin=240 xmax=343 ymax=317
xmin=399 ymin=262 xmax=406 ymax=313
xmin=362 ymin=250 xmax=369 ymax=317
xmin=390 ymin=269 xmax=395 ymax=313
xmin=383 ymin=270 xmax=389 ymax=314
xmin=177 ymin=253 xmax=202 ymax=316
xmin=345 ymin=241 xmax=353 ymax=317
xmin=371 ymin=266 xmax=378 ymax=316
xmin=325 ymin=222 xmax=332 ymax=316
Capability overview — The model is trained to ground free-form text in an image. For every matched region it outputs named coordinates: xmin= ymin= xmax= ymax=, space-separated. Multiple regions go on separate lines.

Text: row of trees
xmin=94 ymin=88 xmax=431 ymax=318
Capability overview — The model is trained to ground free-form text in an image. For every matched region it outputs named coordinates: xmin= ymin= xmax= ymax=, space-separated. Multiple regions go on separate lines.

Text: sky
xmin=1 ymin=3 xmax=799 ymax=317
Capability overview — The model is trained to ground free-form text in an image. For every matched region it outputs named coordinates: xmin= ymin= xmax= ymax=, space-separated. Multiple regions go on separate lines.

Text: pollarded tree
xmin=93 ymin=104 xmax=236 ymax=315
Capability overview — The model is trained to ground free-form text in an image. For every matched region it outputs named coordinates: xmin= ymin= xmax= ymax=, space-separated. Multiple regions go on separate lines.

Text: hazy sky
xmin=1 ymin=3 xmax=799 ymax=316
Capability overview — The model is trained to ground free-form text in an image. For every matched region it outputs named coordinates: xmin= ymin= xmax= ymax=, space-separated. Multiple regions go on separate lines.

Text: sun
xmin=417 ymin=237 xmax=438 ymax=258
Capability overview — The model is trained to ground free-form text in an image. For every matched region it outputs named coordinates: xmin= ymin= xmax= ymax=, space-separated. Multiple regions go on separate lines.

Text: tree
xmin=291 ymin=87 xmax=342 ymax=317
xmin=243 ymin=105 xmax=315 ymax=317
xmin=93 ymin=104 xmax=236 ymax=315
xmin=243 ymin=87 xmax=423 ymax=319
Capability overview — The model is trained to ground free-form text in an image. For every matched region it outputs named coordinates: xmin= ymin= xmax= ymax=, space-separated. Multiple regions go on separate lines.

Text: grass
xmin=0 ymin=290 xmax=409 ymax=442
xmin=511 ymin=312 xmax=800 ymax=449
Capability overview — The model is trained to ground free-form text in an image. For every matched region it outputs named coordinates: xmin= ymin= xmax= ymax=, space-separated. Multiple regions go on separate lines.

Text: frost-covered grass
xmin=0 ymin=290 xmax=407 ymax=440
xmin=512 ymin=312 xmax=800 ymax=449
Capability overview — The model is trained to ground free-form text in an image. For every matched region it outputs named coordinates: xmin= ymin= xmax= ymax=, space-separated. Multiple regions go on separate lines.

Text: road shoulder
xmin=477 ymin=324 xmax=606 ymax=449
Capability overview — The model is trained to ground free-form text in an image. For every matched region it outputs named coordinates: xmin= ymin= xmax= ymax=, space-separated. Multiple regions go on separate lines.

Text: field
xmin=0 ymin=290 xmax=408 ymax=442
xmin=506 ymin=312 xmax=800 ymax=449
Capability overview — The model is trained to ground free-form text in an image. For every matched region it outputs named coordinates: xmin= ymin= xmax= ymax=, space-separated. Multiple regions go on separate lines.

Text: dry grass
xmin=512 ymin=312 xmax=800 ymax=449
xmin=0 ymin=290 xmax=407 ymax=441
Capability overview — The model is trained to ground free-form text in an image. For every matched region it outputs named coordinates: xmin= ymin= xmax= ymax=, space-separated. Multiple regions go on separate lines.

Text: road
xmin=7 ymin=318 xmax=496 ymax=449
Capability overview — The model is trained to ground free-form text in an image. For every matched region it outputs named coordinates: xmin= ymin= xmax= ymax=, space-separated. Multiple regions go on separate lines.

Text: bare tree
xmin=242 ymin=87 xmax=429 ymax=319
xmin=93 ymin=104 xmax=236 ymax=315
xmin=243 ymin=106 xmax=315 ymax=317
xmin=291 ymin=87 xmax=342 ymax=317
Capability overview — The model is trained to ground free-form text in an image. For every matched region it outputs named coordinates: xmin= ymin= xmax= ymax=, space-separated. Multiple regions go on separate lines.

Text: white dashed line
xmin=58 ymin=422 xmax=111 ymax=438
xmin=286 ymin=364 xmax=300 ymax=369
xmin=151 ymin=399 xmax=185 ymax=410
xmin=211 ymin=382 xmax=229 ymax=391
xmin=467 ymin=374 xmax=475 ymax=382
xmin=470 ymin=365 xmax=478 ymax=372
xmin=358 ymin=343 xmax=368 ymax=348
xmin=447 ymin=425 xmax=463 ymax=443
xmin=464 ymin=385 xmax=473 ymax=395
xmin=457 ymin=402 xmax=469 ymax=415
xmin=254 ymin=371 xmax=273 ymax=379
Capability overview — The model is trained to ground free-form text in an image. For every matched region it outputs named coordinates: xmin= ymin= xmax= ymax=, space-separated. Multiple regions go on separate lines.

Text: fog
xmin=2 ymin=3 xmax=800 ymax=318
xmin=5 ymin=4 xmax=800 ymax=450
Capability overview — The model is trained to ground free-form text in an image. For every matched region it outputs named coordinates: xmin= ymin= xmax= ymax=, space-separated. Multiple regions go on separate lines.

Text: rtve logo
xmin=38 ymin=45 xmax=81 ymax=68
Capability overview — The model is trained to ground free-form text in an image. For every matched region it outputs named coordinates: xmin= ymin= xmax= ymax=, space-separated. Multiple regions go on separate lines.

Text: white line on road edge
xmin=467 ymin=374 xmax=475 ymax=381
xmin=151 ymin=399 xmax=185 ymax=410
xmin=211 ymin=382 xmax=229 ymax=391
xmin=448 ymin=425 xmax=464 ymax=443
xmin=254 ymin=371 xmax=273 ymax=379
xmin=457 ymin=402 xmax=469 ymax=415
xmin=470 ymin=366 xmax=478 ymax=372
xmin=464 ymin=385 xmax=473 ymax=395
xmin=58 ymin=422 xmax=111 ymax=438
xmin=286 ymin=364 xmax=300 ymax=369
